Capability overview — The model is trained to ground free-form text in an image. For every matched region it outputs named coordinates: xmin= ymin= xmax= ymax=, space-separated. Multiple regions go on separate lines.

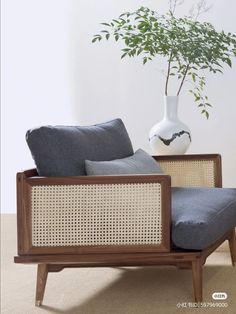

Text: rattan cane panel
xmin=158 ymin=160 xmax=215 ymax=187
xmin=31 ymin=183 xmax=162 ymax=247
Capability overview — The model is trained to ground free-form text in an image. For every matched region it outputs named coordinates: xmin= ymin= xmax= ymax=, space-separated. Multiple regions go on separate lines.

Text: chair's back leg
xmin=35 ymin=264 xmax=48 ymax=306
xmin=191 ymin=258 xmax=203 ymax=303
xmin=228 ymin=229 xmax=236 ymax=266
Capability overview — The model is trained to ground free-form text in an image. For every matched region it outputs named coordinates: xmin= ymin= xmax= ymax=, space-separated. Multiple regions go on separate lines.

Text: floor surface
xmin=1 ymin=214 xmax=236 ymax=314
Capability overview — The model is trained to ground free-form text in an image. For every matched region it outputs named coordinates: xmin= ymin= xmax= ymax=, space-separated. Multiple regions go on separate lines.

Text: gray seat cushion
xmin=26 ymin=118 xmax=133 ymax=176
xmin=85 ymin=149 xmax=163 ymax=175
xmin=171 ymin=187 xmax=236 ymax=250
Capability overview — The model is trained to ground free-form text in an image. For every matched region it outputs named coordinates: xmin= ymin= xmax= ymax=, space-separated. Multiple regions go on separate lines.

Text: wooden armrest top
xmin=153 ymin=153 xmax=221 ymax=161
xmin=18 ymin=172 xmax=171 ymax=186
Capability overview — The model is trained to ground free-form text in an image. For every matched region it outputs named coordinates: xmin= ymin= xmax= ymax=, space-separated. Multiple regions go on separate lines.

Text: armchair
xmin=14 ymin=153 xmax=236 ymax=306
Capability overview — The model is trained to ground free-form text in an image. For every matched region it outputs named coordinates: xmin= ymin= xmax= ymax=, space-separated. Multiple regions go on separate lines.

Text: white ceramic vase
xmin=149 ymin=96 xmax=191 ymax=155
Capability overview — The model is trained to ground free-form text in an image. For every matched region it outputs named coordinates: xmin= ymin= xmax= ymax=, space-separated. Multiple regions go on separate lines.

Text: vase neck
xmin=164 ymin=96 xmax=179 ymax=120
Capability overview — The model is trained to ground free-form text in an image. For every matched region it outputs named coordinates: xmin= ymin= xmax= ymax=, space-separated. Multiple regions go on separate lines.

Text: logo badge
xmin=212 ymin=292 xmax=228 ymax=300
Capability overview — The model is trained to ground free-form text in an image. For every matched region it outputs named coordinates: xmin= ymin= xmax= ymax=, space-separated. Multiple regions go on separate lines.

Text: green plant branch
xmin=177 ymin=64 xmax=190 ymax=96
xmin=93 ymin=6 xmax=236 ymax=118
xmin=165 ymin=52 xmax=173 ymax=95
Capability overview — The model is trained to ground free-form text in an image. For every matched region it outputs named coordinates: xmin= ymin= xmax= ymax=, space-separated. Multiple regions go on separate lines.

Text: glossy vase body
xmin=149 ymin=96 xmax=191 ymax=155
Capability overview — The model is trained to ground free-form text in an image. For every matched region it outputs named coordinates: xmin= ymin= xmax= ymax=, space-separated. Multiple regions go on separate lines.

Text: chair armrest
xmin=16 ymin=171 xmax=171 ymax=256
xmin=153 ymin=154 xmax=222 ymax=188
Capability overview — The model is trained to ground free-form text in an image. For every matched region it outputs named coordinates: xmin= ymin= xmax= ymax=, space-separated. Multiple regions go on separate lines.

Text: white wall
xmin=1 ymin=0 xmax=236 ymax=213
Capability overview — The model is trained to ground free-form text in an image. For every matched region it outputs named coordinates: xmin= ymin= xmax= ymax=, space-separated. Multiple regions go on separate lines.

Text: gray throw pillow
xmin=85 ymin=149 xmax=163 ymax=175
xmin=26 ymin=118 xmax=133 ymax=176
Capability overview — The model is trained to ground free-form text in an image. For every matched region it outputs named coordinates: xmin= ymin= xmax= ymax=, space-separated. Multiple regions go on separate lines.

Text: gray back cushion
xmin=85 ymin=149 xmax=163 ymax=175
xmin=26 ymin=119 xmax=133 ymax=176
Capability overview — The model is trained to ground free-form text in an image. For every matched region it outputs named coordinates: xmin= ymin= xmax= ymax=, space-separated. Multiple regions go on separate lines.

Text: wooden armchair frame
xmin=14 ymin=154 xmax=236 ymax=306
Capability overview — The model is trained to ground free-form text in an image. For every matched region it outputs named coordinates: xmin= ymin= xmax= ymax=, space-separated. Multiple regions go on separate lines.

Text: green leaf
xmin=143 ymin=57 xmax=147 ymax=65
xmin=225 ymin=58 xmax=232 ymax=67
xmin=101 ymin=23 xmax=110 ymax=26
xmin=137 ymin=48 xmax=143 ymax=55
xmin=122 ymin=48 xmax=131 ymax=52
xmin=92 ymin=35 xmax=102 ymax=43
xmin=105 ymin=34 xmax=110 ymax=40
xmin=201 ymin=109 xmax=209 ymax=119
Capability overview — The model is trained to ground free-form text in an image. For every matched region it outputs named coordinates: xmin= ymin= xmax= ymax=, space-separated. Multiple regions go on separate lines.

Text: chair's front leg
xmin=35 ymin=264 xmax=48 ymax=306
xmin=191 ymin=258 xmax=203 ymax=303
xmin=228 ymin=228 xmax=236 ymax=266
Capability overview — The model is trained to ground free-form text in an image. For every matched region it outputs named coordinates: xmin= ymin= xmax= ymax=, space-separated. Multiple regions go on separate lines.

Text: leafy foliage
xmin=93 ymin=6 xmax=236 ymax=118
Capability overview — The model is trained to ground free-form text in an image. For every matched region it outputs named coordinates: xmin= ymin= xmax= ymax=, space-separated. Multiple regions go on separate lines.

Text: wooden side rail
xmin=153 ymin=154 xmax=222 ymax=188
xmin=16 ymin=172 xmax=171 ymax=257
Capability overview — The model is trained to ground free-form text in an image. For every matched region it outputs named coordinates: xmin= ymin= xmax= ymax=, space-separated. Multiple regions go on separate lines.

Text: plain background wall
xmin=1 ymin=0 xmax=236 ymax=213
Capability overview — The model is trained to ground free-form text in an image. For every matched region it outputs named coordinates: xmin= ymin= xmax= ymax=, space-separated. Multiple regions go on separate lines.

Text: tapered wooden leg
xmin=35 ymin=264 xmax=48 ymax=306
xmin=228 ymin=229 xmax=236 ymax=266
xmin=191 ymin=258 xmax=203 ymax=302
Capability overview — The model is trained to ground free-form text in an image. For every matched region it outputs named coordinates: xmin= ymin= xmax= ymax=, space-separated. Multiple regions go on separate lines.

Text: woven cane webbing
xmin=158 ymin=159 xmax=216 ymax=187
xmin=31 ymin=183 xmax=162 ymax=247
